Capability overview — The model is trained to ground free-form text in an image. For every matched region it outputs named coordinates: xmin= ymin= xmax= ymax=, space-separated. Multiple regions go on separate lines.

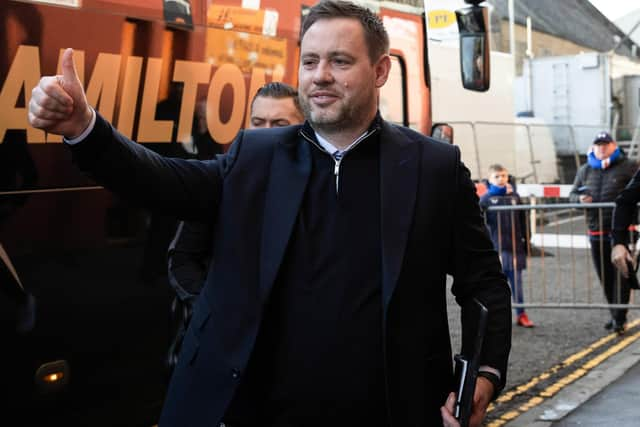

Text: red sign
xmin=543 ymin=186 xmax=561 ymax=198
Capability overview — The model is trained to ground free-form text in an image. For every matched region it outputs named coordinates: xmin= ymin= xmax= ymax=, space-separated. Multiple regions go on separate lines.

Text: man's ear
xmin=374 ymin=54 xmax=391 ymax=88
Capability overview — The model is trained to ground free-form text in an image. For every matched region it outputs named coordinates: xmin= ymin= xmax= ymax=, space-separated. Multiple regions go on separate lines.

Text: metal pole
xmin=526 ymin=16 xmax=534 ymax=112
xmin=568 ymin=125 xmax=581 ymax=171
xmin=470 ymin=122 xmax=482 ymax=178
xmin=508 ymin=0 xmax=516 ymax=73
xmin=525 ymin=123 xmax=539 ymax=182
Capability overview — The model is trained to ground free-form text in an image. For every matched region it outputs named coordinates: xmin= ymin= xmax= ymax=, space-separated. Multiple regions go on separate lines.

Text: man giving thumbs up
xmin=29 ymin=48 xmax=93 ymax=139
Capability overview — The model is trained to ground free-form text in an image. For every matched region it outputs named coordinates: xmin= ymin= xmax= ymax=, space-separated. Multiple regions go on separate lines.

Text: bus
xmin=0 ymin=0 xmax=489 ymax=425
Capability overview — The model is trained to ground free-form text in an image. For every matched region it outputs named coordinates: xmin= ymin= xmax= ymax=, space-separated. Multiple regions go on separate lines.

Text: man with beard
xmin=28 ymin=2 xmax=511 ymax=426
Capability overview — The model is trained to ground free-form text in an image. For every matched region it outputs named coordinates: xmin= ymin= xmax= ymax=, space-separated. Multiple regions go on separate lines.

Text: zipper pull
xmin=334 ymin=159 xmax=340 ymax=194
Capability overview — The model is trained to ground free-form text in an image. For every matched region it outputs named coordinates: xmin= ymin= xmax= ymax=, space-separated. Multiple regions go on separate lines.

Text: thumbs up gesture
xmin=28 ymin=48 xmax=93 ymax=138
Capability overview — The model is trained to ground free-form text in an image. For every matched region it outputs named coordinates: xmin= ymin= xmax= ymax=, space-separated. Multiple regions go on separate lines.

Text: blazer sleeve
xmin=66 ymin=112 xmax=238 ymax=221
xmin=167 ymin=220 xmax=214 ymax=300
xmin=568 ymin=166 xmax=586 ymax=203
xmin=613 ymin=169 xmax=640 ymax=245
xmin=447 ymin=147 xmax=512 ymax=391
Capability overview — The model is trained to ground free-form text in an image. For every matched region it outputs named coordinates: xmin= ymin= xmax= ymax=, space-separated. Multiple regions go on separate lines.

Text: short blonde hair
xmin=488 ymin=164 xmax=507 ymax=173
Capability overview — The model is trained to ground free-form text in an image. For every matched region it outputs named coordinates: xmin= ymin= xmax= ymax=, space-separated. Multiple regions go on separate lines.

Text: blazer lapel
xmin=380 ymin=123 xmax=420 ymax=312
xmin=259 ymin=135 xmax=311 ymax=300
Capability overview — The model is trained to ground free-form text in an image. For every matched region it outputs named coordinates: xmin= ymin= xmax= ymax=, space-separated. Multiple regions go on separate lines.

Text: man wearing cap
xmin=570 ymin=131 xmax=638 ymax=334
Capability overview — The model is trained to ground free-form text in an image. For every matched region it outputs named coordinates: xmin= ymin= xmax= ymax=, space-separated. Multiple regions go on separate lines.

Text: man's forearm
xmin=67 ymin=112 xmax=223 ymax=221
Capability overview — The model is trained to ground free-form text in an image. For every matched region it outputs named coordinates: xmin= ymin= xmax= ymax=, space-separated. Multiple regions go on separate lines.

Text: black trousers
xmin=590 ymin=237 xmax=631 ymax=323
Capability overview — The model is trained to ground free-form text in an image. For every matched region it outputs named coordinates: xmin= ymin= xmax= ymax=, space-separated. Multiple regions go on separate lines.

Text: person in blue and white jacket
xmin=570 ymin=131 xmax=638 ymax=335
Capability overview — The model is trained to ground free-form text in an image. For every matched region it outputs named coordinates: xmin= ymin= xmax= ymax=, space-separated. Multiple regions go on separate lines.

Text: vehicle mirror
xmin=432 ymin=123 xmax=454 ymax=144
xmin=456 ymin=4 xmax=490 ymax=92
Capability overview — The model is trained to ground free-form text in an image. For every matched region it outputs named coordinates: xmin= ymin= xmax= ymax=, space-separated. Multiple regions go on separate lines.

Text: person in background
xmin=432 ymin=123 xmax=454 ymax=144
xmin=168 ymin=82 xmax=303 ymax=301
xmin=480 ymin=164 xmax=534 ymax=328
xmin=570 ymin=131 xmax=638 ymax=335
xmin=165 ymin=82 xmax=304 ymax=373
xmin=28 ymin=2 xmax=512 ymax=426
xmin=248 ymin=82 xmax=305 ymax=129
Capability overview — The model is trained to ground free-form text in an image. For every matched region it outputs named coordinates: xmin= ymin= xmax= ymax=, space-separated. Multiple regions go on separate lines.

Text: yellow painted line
xmin=490 ymin=318 xmax=640 ymax=407
xmin=487 ymin=327 xmax=640 ymax=426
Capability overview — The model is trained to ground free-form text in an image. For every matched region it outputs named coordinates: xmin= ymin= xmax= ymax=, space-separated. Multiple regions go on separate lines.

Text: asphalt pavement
xmin=501 ymin=328 xmax=640 ymax=426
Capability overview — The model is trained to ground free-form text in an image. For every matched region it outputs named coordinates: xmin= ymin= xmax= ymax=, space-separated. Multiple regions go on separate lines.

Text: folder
xmin=454 ymin=298 xmax=489 ymax=427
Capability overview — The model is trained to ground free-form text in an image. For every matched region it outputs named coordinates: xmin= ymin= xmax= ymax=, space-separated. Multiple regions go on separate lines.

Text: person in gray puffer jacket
xmin=569 ymin=131 xmax=639 ymax=334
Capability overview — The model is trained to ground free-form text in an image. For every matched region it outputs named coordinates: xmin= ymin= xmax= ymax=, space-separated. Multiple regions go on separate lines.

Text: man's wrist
xmin=611 ymin=232 xmax=629 ymax=246
xmin=477 ymin=370 xmax=502 ymax=401
xmin=65 ymin=108 xmax=96 ymax=144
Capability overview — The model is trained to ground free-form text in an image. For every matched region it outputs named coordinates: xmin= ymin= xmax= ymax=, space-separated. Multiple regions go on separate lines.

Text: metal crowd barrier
xmin=484 ymin=201 xmax=640 ymax=310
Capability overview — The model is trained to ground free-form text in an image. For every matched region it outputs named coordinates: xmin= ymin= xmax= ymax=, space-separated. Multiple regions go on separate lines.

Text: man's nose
xmin=312 ymin=61 xmax=334 ymax=84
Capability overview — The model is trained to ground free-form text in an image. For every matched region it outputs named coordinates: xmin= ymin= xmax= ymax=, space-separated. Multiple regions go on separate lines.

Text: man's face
xmin=489 ymin=170 xmax=509 ymax=187
xmin=298 ymin=18 xmax=389 ymax=133
xmin=592 ymin=141 xmax=617 ymax=160
xmin=249 ymin=96 xmax=303 ymax=129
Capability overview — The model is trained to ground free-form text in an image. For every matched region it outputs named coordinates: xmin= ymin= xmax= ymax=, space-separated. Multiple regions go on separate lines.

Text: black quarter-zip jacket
xmin=224 ymin=118 xmax=388 ymax=426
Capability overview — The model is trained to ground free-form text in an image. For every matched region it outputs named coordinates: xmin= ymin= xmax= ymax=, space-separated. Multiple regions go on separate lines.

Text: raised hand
xmin=28 ymin=48 xmax=93 ymax=138
xmin=579 ymin=194 xmax=593 ymax=204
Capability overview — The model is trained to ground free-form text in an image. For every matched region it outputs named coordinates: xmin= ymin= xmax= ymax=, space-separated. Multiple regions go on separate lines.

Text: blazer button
xmin=231 ymin=369 xmax=241 ymax=379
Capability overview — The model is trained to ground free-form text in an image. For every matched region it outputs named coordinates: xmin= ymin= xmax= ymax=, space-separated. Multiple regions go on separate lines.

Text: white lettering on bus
xmin=0 ymin=45 xmax=282 ymax=144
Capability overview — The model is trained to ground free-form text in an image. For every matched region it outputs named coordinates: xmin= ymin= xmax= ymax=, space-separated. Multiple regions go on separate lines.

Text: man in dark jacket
xmin=569 ymin=131 xmax=638 ymax=334
xmin=167 ymin=82 xmax=304 ymax=303
xmin=28 ymin=2 xmax=512 ymax=426
xmin=611 ymin=174 xmax=640 ymax=292
xmin=165 ymin=83 xmax=304 ymax=374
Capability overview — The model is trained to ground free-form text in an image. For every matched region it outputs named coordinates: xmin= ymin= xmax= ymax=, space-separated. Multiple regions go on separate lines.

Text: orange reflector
xmin=43 ymin=372 xmax=64 ymax=383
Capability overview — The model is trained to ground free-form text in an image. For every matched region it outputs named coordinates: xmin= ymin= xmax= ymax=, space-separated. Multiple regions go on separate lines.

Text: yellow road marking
xmin=487 ymin=324 xmax=640 ymax=426
xmin=490 ymin=318 xmax=640 ymax=407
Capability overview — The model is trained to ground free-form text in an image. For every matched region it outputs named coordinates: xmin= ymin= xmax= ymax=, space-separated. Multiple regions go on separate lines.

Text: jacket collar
xmin=299 ymin=112 xmax=384 ymax=151
xmin=259 ymin=115 xmax=419 ymax=314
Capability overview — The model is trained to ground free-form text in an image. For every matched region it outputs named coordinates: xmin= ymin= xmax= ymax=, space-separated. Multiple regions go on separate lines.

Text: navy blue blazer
xmin=69 ymin=113 xmax=511 ymax=427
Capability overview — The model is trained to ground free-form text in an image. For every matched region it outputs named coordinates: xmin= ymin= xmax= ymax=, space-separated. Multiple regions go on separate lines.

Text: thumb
xmin=445 ymin=391 xmax=456 ymax=411
xmin=60 ymin=48 xmax=81 ymax=90
xmin=56 ymin=48 xmax=91 ymax=138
